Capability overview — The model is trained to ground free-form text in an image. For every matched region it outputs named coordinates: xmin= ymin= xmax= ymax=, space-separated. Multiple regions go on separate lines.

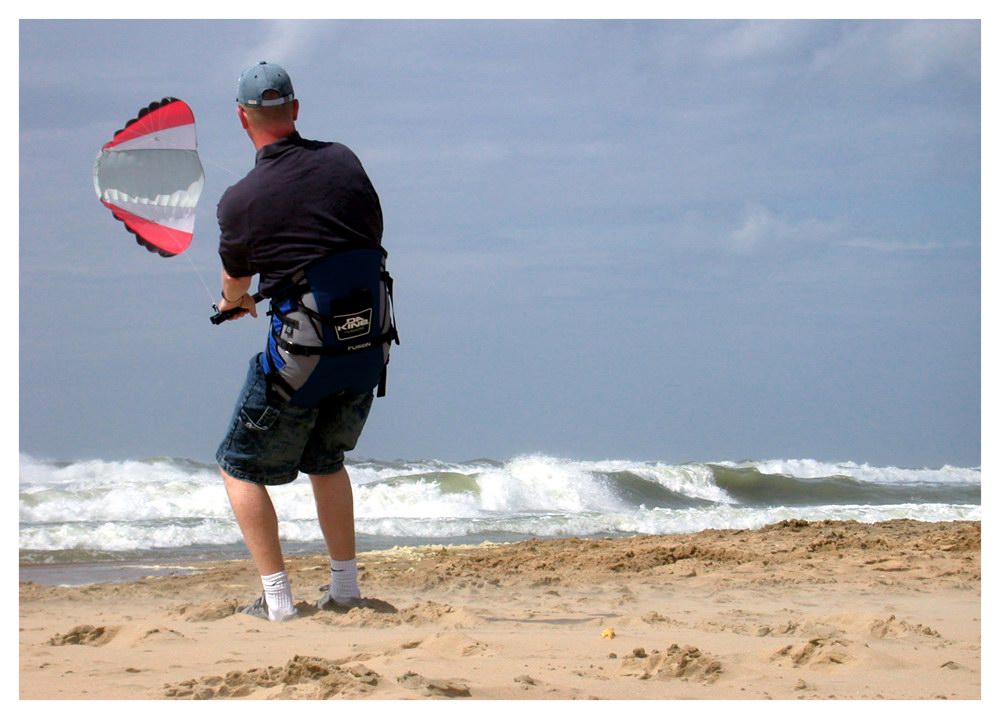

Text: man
xmin=214 ymin=61 xmax=388 ymax=622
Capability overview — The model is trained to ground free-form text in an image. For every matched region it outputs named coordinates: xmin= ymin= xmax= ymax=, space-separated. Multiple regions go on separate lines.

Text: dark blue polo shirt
xmin=217 ymin=132 xmax=383 ymax=296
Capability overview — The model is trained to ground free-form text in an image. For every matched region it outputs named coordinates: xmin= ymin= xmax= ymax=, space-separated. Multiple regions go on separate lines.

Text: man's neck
xmin=251 ymin=127 xmax=296 ymax=151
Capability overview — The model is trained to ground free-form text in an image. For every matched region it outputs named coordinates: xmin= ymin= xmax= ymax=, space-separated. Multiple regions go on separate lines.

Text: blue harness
xmin=261 ymin=246 xmax=398 ymax=407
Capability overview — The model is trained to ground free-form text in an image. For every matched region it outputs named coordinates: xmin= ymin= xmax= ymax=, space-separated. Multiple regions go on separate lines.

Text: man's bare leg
xmin=221 ymin=469 xmax=285 ymax=575
xmin=310 ymin=467 xmax=356 ymax=560
xmin=221 ymin=468 xmax=297 ymax=619
xmin=310 ymin=467 xmax=361 ymax=602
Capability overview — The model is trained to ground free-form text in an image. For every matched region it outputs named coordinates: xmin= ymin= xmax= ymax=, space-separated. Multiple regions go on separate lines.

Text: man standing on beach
xmin=214 ymin=61 xmax=386 ymax=621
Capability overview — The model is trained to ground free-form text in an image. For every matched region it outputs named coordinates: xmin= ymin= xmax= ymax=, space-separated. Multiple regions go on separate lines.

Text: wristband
xmin=221 ymin=290 xmax=243 ymax=304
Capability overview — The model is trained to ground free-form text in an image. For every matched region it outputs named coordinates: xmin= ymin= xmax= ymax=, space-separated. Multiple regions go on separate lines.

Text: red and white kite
xmin=93 ymin=98 xmax=204 ymax=257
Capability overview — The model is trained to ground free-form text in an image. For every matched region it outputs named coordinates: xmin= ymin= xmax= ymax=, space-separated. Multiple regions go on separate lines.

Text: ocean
xmin=19 ymin=453 xmax=981 ymax=585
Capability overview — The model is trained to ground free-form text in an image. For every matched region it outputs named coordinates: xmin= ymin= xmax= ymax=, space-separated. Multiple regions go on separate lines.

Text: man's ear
xmin=237 ymin=105 xmax=249 ymax=130
xmin=292 ymin=99 xmax=300 ymax=122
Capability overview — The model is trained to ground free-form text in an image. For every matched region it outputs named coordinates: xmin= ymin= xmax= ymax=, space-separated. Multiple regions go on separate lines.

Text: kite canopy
xmin=93 ymin=97 xmax=204 ymax=257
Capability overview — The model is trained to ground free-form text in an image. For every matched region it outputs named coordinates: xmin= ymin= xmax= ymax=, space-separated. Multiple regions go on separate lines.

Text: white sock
xmin=261 ymin=570 xmax=295 ymax=620
xmin=330 ymin=558 xmax=360 ymax=600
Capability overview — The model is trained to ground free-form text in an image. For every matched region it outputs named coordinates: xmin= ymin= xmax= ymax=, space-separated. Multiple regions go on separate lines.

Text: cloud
xmin=728 ymin=204 xmax=844 ymax=255
xmin=240 ymin=20 xmax=331 ymax=72
xmin=885 ymin=21 xmax=980 ymax=83
xmin=726 ymin=204 xmax=976 ymax=259
xmin=703 ymin=20 xmax=824 ymax=66
xmin=698 ymin=20 xmax=979 ymax=103
xmin=809 ymin=20 xmax=979 ymax=87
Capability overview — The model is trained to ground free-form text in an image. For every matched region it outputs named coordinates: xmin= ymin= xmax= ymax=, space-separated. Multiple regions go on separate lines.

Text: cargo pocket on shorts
xmin=239 ymin=404 xmax=281 ymax=431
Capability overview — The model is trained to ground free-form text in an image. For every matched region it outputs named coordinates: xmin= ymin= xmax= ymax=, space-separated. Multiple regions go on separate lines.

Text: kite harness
xmin=211 ymin=245 xmax=399 ymax=405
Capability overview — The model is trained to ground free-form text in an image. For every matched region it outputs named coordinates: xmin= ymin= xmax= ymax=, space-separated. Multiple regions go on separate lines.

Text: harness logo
xmin=334 ymin=309 xmax=372 ymax=341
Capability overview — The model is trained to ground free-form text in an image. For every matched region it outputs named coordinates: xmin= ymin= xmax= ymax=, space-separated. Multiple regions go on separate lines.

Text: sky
xmin=17 ymin=15 xmax=983 ymax=468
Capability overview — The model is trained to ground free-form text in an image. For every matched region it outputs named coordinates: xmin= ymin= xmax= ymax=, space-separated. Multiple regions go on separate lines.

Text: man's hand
xmin=217 ymin=291 xmax=258 ymax=319
xmin=219 ymin=269 xmax=257 ymax=320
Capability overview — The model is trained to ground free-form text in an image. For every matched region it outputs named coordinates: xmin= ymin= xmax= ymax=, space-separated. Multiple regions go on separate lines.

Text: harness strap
xmin=267 ymin=369 xmax=297 ymax=403
xmin=382 ymin=270 xmax=400 ymax=346
xmin=269 ymin=301 xmax=300 ymax=330
xmin=271 ymin=328 xmax=398 ymax=357
xmin=377 ymin=362 xmax=388 ymax=397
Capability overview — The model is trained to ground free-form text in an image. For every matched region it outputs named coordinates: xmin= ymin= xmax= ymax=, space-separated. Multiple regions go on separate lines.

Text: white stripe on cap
xmin=248 ymin=94 xmax=294 ymax=107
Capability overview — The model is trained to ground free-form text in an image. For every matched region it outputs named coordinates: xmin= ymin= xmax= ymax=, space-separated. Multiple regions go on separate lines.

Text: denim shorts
xmin=216 ymin=354 xmax=374 ymax=485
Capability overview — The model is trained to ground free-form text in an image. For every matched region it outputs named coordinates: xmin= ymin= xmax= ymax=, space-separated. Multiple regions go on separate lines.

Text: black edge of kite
xmin=135 ymin=233 xmax=179 ymax=259
xmin=103 ymin=209 xmax=179 ymax=258
xmin=113 ymin=97 xmax=181 ymax=142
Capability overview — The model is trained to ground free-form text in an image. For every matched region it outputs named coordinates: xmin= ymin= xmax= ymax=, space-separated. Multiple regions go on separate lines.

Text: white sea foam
xmin=716 ymin=458 xmax=981 ymax=485
xmin=19 ymin=453 xmax=980 ymax=558
xmin=355 ymin=479 xmax=483 ymax=519
xmin=629 ymin=462 xmax=734 ymax=503
xmin=477 ymin=455 xmax=629 ymax=513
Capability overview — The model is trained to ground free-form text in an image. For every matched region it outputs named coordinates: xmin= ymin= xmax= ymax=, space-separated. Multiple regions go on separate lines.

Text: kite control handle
xmin=210 ymin=292 xmax=264 ymax=324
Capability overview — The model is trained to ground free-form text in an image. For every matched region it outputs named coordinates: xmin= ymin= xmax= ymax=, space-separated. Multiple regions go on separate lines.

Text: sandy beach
xmin=19 ymin=519 xmax=980 ymax=700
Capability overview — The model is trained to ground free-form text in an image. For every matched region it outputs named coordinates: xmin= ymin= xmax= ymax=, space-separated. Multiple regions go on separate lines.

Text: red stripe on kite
xmin=103 ymin=98 xmax=195 ymax=150
xmin=101 ymin=200 xmax=193 ymax=256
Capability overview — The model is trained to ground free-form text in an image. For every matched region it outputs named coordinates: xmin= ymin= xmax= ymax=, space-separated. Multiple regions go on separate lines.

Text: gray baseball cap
xmin=237 ymin=61 xmax=295 ymax=106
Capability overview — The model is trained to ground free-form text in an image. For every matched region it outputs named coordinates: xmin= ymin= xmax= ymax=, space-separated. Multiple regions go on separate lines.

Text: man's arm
xmin=217 ymin=269 xmax=258 ymax=319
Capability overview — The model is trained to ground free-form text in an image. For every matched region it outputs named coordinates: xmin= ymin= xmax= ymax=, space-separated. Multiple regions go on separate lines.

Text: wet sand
xmin=19 ymin=519 xmax=980 ymax=700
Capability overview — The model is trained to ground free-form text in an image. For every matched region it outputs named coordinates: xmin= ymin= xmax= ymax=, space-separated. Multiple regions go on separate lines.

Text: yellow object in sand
xmin=601 ymin=628 xmax=616 ymax=639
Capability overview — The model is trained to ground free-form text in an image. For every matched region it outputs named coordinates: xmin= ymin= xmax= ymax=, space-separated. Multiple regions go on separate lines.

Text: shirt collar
xmin=255 ymin=131 xmax=303 ymax=163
